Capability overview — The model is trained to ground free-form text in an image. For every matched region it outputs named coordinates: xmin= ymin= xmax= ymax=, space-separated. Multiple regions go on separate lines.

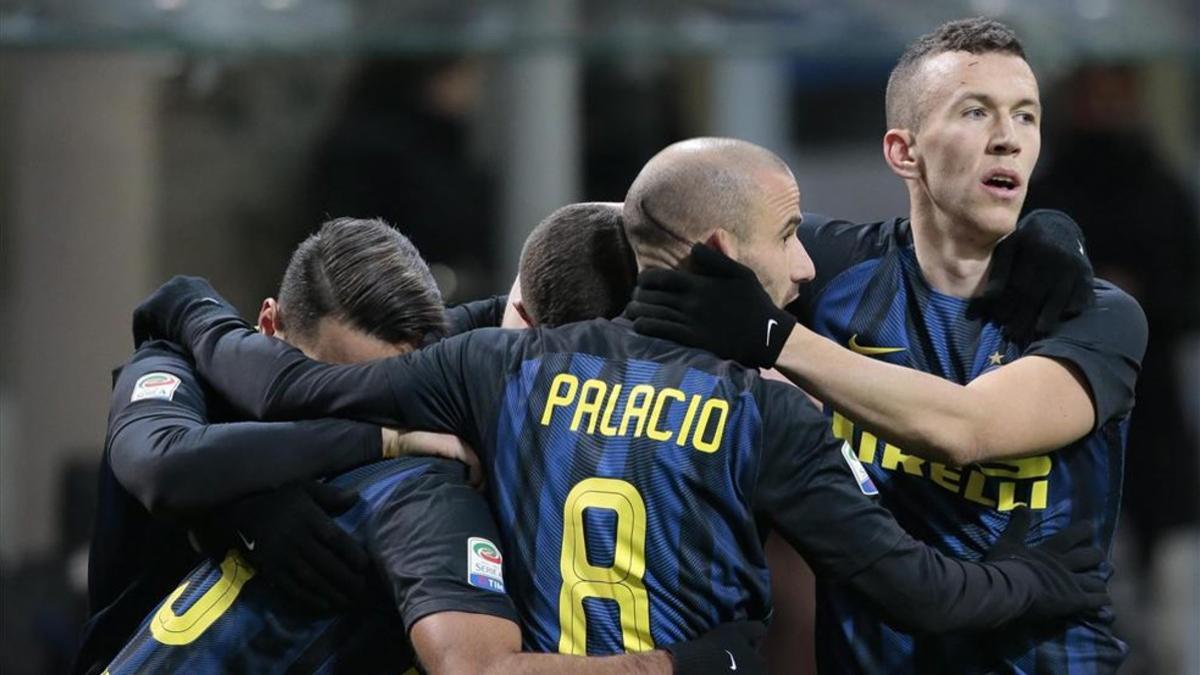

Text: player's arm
xmin=630 ymin=246 xmax=1146 ymax=466
xmin=412 ymin=613 xmax=670 ymax=674
xmin=107 ymin=340 xmax=384 ymax=516
xmin=133 ymin=277 xmax=512 ymax=449
xmin=754 ymin=385 xmax=1108 ymax=633
xmin=414 ymin=614 xmax=768 ymax=675
xmin=773 ymin=282 xmax=1145 ymax=465
xmin=445 ymin=293 xmax=509 ymax=335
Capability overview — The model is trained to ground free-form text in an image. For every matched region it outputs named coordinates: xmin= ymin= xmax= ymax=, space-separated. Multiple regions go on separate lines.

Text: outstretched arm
xmin=133 ymin=277 xmax=488 ymax=439
xmin=772 ymin=327 xmax=1093 ymax=465
xmin=108 ymin=341 xmax=382 ymax=517
xmin=629 ymin=245 xmax=1146 ymax=466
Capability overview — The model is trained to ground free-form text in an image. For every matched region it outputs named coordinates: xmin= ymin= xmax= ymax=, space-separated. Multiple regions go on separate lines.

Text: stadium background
xmin=0 ymin=1 xmax=1196 ymax=672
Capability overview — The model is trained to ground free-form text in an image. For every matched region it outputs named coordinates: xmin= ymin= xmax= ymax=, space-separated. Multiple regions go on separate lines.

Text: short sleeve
xmin=369 ymin=461 xmax=518 ymax=632
xmin=753 ymin=381 xmax=904 ymax=581
xmin=1024 ymin=280 xmax=1147 ymax=427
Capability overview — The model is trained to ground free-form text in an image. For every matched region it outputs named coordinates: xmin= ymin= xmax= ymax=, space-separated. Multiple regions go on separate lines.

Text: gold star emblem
xmin=988 ymin=351 xmax=1004 ymax=366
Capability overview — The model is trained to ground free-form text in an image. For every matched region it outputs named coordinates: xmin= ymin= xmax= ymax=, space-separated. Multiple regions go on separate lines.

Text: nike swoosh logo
xmin=847 ymin=334 xmax=906 ymax=356
xmin=725 ymin=649 xmax=737 ymax=670
xmin=766 ymin=319 xmax=778 ymax=346
xmin=237 ymin=529 xmax=256 ymax=552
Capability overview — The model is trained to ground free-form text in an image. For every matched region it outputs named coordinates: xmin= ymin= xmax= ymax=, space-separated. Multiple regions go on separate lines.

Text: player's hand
xmin=970 ymin=209 xmax=1095 ymax=344
xmin=218 ymin=481 xmax=369 ymax=615
xmin=132 ymin=275 xmax=240 ymax=348
xmin=985 ymin=507 xmax=1110 ymax=620
xmin=382 ymin=429 xmax=484 ymax=489
xmin=628 ymin=244 xmax=796 ymax=368
xmin=664 ymin=620 xmax=767 ymax=675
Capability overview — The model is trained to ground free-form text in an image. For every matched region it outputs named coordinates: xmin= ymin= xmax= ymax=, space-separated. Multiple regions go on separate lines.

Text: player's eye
xmin=1015 ymin=111 xmax=1038 ymax=125
xmin=964 ymin=107 xmax=988 ymax=119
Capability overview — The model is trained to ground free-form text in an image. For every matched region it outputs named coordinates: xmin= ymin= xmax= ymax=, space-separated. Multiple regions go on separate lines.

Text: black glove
xmin=210 ymin=481 xmax=370 ymax=614
xmin=628 ymin=244 xmax=796 ymax=368
xmin=132 ymin=275 xmax=241 ymax=349
xmin=664 ymin=620 xmax=767 ymax=675
xmin=985 ymin=507 xmax=1110 ymax=620
xmin=970 ymin=209 xmax=1095 ymax=344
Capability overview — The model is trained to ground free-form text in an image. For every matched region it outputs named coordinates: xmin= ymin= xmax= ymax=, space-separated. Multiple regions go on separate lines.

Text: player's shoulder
xmin=1091 ymin=279 xmax=1145 ymax=321
xmin=125 ymin=339 xmax=192 ymax=368
xmin=1052 ymin=278 xmax=1147 ymax=349
xmin=799 ymin=214 xmax=911 ymax=252
xmin=110 ymin=341 xmax=196 ymax=405
xmin=795 ymin=215 xmax=911 ymax=313
xmin=757 ymin=379 xmax=828 ymax=428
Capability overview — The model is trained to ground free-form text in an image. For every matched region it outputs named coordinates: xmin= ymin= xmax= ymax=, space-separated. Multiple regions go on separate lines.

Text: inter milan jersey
xmin=105 ymin=457 xmax=516 ymax=674
xmin=794 ymin=215 xmax=1147 ymax=674
xmin=167 ymin=299 xmax=1101 ymax=657
xmin=76 ymin=341 xmax=384 ymax=675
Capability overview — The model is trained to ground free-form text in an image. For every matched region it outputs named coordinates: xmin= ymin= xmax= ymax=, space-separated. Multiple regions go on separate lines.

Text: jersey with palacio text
xmin=794 ymin=215 xmax=1147 ymax=674
xmin=104 ymin=457 xmax=516 ymax=674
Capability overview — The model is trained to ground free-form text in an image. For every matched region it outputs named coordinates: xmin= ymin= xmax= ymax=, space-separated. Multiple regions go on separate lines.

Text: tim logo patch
xmin=131 ymin=373 xmax=182 ymax=402
xmin=842 ymin=442 xmax=879 ymax=496
xmin=467 ymin=537 xmax=505 ymax=593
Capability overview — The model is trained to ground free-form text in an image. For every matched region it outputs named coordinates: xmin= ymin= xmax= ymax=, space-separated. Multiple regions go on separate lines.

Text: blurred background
xmin=0 ymin=1 xmax=1196 ymax=672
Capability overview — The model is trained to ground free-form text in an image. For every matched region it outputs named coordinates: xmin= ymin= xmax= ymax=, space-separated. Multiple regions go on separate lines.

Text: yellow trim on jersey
xmin=150 ymin=549 xmax=256 ymax=646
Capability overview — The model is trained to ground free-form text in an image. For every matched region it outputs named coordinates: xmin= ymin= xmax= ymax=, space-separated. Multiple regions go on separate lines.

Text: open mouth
xmin=981 ymin=169 xmax=1021 ymax=197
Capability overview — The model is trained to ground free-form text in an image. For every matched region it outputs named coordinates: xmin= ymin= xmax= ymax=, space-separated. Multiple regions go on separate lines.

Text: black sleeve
xmin=1024 ymin=280 xmax=1148 ymax=428
xmin=754 ymin=381 xmax=1049 ymax=633
xmin=444 ymin=295 xmax=509 ymax=336
xmin=107 ymin=341 xmax=382 ymax=516
xmin=369 ymin=460 xmax=518 ymax=631
xmin=178 ymin=310 xmax=516 ymax=453
xmin=791 ymin=215 xmax=903 ymax=324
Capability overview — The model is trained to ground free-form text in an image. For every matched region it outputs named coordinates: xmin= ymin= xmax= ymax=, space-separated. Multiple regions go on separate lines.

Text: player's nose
xmin=790 ymin=237 xmax=815 ymax=284
xmin=988 ymin=117 xmax=1021 ymax=156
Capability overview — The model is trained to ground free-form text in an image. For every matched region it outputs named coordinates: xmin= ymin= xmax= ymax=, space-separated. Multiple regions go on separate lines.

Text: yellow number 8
xmin=151 ymin=549 xmax=256 ymax=645
xmin=558 ymin=477 xmax=654 ymax=654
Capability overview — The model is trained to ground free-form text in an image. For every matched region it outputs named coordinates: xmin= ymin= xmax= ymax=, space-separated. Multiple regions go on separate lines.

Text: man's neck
xmin=908 ymin=196 xmax=997 ymax=298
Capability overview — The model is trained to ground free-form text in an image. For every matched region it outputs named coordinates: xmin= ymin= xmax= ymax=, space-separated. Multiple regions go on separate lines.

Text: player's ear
xmin=514 ymin=300 xmax=535 ymax=328
xmin=704 ymin=228 xmax=739 ymax=261
xmin=258 ymin=298 xmax=282 ymax=337
xmin=500 ymin=276 xmax=531 ymax=329
xmin=883 ymin=128 xmax=920 ymax=180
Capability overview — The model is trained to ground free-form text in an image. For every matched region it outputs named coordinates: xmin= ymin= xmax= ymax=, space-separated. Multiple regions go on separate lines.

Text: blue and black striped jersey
xmin=76 ymin=341 xmax=383 ymax=675
xmin=104 ymin=457 xmax=516 ymax=674
xmin=171 ymin=301 xmax=1111 ymax=658
xmin=795 ymin=215 xmax=1147 ymax=674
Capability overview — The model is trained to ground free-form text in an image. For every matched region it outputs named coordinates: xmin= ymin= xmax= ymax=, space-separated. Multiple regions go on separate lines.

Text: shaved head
xmin=623 ymin=137 xmax=792 ymax=265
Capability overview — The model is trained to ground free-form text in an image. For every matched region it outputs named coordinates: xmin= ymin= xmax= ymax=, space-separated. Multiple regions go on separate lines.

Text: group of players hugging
xmin=74 ymin=17 xmax=1145 ymax=675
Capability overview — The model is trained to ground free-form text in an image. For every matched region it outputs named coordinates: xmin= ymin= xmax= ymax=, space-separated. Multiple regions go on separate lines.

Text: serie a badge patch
xmin=131 ymin=372 xmax=182 ymax=402
xmin=467 ymin=537 xmax=506 ymax=593
xmin=842 ymin=442 xmax=880 ymax=496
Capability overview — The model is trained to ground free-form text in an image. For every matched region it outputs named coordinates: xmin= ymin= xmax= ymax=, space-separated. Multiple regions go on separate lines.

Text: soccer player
xmin=627 ymin=19 xmax=1147 ymax=673
xmin=504 ymin=201 xmax=637 ymax=329
xmin=75 ymin=218 xmax=449 ymax=674
xmin=133 ymin=139 xmax=1110 ymax=663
